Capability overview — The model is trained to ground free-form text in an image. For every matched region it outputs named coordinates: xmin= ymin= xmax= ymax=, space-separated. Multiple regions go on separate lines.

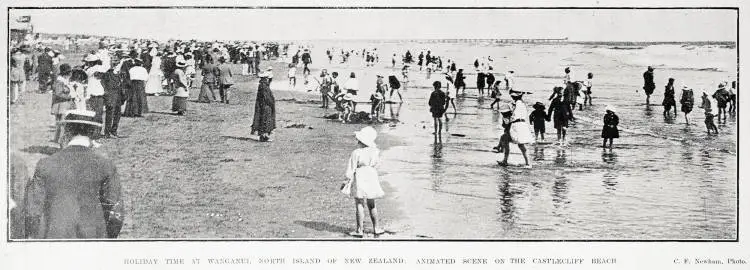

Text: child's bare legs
xmin=367 ymin=199 xmax=382 ymax=235
xmin=433 ymin=117 xmax=443 ymax=140
xmin=354 ymin=198 xmax=365 ymax=235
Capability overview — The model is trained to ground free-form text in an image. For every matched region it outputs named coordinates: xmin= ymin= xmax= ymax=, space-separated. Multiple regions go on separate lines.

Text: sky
xmin=8 ymin=8 xmax=738 ymax=41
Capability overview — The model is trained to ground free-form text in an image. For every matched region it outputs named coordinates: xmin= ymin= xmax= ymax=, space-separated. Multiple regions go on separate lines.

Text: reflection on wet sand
xmin=602 ymin=149 xmax=619 ymax=191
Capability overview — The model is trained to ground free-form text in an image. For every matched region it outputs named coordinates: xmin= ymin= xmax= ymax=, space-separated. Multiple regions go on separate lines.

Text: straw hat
xmin=605 ymin=104 xmax=616 ymax=113
xmin=84 ymin=54 xmax=100 ymax=62
xmin=509 ymin=90 xmax=525 ymax=97
xmin=354 ymin=126 xmax=378 ymax=147
xmin=498 ymin=103 xmax=512 ymax=113
xmin=343 ymin=93 xmax=354 ymax=101
xmin=61 ymin=110 xmax=102 ymax=127
xmin=533 ymin=102 xmax=545 ymax=110
xmin=176 ymin=60 xmax=187 ymax=68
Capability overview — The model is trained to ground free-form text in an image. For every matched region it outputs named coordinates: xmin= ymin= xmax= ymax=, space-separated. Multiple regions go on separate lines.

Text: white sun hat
xmin=605 ymin=104 xmax=616 ymax=113
xmin=354 ymin=126 xmax=378 ymax=147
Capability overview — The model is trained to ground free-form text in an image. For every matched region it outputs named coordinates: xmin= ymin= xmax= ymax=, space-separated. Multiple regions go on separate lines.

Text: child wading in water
xmin=490 ymin=81 xmax=502 ymax=109
xmin=529 ymin=102 xmax=547 ymax=141
xmin=582 ymin=72 xmax=593 ymax=107
xmin=547 ymin=86 xmax=571 ymax=146
xmin=341 ymin=126 xmax=385 ymax=238
xmin=492 ymin=103 xmax=513 ymax=154
xmin=429 ymin=81 xmax=448 ymax=141
xmin=700 ymin=91 xmax=719 ymax=134
xmin=601 ymin=105 xmax=619 ymax=148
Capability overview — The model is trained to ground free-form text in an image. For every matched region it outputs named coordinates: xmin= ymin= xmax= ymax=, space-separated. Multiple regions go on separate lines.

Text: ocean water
xmin=304 ymin=41 xmax=738 ymax=239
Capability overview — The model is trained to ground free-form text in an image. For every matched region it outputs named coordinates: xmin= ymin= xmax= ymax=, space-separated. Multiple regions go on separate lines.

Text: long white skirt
xmin=145 ymin=72 xmax=164 ymax=94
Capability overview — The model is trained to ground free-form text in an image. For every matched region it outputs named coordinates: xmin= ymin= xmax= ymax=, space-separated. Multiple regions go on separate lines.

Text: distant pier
xmin=402 ymin=38 xmax=570 ymax=44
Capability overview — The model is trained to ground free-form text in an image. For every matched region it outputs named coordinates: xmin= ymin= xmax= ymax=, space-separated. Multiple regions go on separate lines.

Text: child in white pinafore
xmin=341 ymin=126 xmax=385 ymax=238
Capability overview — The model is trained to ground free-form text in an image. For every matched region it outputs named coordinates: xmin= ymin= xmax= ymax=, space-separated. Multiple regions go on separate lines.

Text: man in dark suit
xmin=24 ymin=110 xmax=125 ymax=239
xmin=36 ymin=47 xmax=54 ymax=93
xmin=103 ymin=68 xmax=124 ymax=138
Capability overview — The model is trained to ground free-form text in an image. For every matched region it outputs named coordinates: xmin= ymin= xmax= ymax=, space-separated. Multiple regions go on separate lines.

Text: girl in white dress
xmin=341 ymin=126 xmax=384 ymax=237
xmin=499 ymin=91 xmax=533 ymax=168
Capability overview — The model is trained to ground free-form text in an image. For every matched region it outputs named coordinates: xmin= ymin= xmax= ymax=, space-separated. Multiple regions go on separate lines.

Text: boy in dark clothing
xmin=529 ymin=102 xmax=547 ymax=141
xmin=429 ymin=81 xmax=448 ymax=141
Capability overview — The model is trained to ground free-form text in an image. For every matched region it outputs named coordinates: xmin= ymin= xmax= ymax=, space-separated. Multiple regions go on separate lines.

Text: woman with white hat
xmin=601 ymin=105 xmax=620 ymax=148
xmin=679 ymin=85 xmax=695 ymax=125
xmin=341 ymin=126 xmax=384 ymax=238
xmin=171 ymin=60 xmax=189 ymax=115
xmin=499 ymin=91 xmax=533 ymax=168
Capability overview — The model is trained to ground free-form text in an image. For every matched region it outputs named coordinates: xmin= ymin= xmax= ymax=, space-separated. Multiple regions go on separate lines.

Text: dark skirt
xmin=601 ymin=125 xmax=620 ymax=139
xmin=553 ymin=116 xmax=568 ymax=129
xmin=662 ymin=98 xmax=676 ymax=108
xmin=123 ymin=80 xmax=148 ymax=116
xmin=172 ymin=96 xmax=187 ymax=112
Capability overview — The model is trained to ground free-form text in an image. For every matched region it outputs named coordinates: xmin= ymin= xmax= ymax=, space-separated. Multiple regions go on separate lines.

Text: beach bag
xmin=340 ymin=179 xmax=352 ymax=196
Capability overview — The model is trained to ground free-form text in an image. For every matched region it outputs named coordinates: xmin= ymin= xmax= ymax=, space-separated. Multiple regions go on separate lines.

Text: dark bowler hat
xmin=61 ymin=110 xmax=103 ymax=127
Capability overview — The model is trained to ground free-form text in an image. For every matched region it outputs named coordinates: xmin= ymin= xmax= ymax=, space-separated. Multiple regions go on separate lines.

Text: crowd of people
xmin=8 ymin=37 xmax=283 ymax=238
xmin=8 ymin=38 xmax=738 ymax=239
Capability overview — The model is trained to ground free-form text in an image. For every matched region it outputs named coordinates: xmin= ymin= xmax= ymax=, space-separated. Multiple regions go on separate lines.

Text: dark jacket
xmin=428 ymin=90 xmax=447 ymax=113
xmin=24 ymin=145 xmax=124 ymax=239
xmin=37 ymin=52 xmax=54 ymax=74
xmin=103 ymin=70 xmax=124 ymax=107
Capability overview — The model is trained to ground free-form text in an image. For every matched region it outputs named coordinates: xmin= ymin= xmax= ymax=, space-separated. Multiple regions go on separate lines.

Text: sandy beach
xmin=9 ymin=40 xmax=737 ymax=240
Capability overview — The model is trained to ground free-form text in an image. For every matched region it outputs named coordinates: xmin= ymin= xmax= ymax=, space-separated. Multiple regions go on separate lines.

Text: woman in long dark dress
xmin=251 ymin=74 xmax=276 ymax=142
xmin=662 ymin=78 xmax=677 ymax=117
xmin=123 ymin=59 xmax=149 ymax=117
